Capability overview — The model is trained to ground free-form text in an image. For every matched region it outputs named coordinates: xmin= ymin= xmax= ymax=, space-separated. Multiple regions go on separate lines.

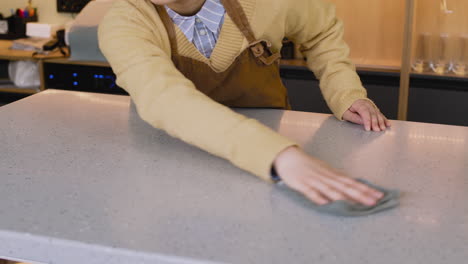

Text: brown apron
xmin=155 ymin=0 xmax=291 ymax=109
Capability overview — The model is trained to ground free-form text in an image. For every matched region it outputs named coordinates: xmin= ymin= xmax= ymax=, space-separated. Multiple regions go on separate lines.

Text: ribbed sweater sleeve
xmin=285 ymin=0 xmax=373 ymax=120
xmin=98 ymin=0 xmax=296 ymax=182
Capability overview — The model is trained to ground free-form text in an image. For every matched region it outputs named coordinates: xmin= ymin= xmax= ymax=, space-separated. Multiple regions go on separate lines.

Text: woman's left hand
xmin=343 ymin=99 xmax=391 ymax=132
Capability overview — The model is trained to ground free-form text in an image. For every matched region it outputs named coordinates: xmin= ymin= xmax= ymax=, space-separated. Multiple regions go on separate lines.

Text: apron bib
xmin=155 ymin=0 xmax=290 ymax=109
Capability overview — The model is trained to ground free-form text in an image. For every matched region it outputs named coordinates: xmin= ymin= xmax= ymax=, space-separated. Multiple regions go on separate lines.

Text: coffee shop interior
xmin=0 ymin=0 xmax=467 ymax=125
xmin=0 ymin=0 xmax=467 ymax=263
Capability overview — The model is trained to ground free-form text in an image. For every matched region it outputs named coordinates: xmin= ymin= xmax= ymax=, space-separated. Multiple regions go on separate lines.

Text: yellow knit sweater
xmin=98 ymin=0 xmax=369 ymax=182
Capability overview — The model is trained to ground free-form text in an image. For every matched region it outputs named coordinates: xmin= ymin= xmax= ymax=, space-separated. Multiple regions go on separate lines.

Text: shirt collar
xmin=165 ymin=0 xmax=225 ymax=42
xmin=197 ymin=0 xmax=225 ymax=34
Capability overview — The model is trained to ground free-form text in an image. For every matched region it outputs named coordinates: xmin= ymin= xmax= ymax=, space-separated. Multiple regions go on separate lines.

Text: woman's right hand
xmin=273 ymin=146 xmax=383 ymax=206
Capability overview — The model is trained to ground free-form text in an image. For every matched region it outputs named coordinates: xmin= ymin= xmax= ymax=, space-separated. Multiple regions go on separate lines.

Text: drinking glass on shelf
xmin=412 ymin=33 xmax=432 ymax=73
xmin=430 ymin=33 xmax=454 ymax=75
xmin=452 ymin=35 xmax=468 ymax=76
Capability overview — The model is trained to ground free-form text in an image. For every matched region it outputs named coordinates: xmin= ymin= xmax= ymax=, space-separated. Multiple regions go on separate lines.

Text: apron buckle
xmin=249 ymin=40 xmax=281 ymax=66
xmin=249 ymin=40 xmax=267 ymax=58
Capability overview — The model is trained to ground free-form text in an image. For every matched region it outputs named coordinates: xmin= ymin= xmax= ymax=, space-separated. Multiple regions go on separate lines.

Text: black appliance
xmin=57 ymin=0 xmax=92 ymax=13
xmin=44 ymin=63 xmax=127 ymax=95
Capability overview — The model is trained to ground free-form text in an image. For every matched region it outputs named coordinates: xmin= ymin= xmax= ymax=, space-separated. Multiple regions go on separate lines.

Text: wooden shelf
xmin=280 ymin=59 xmax=400 ymax=73
xmin=44 ymin=56 xmax=400 ymax=73
xmin=44 ymin=58 xmax=110 ymax=67
xmin=0 ymin=40 xmax=66 ymax=61
xmin=411 ymin=70 xmax=468 ymax=80
xmin=42 ymin=58 xmax=401 ymax=75
xmin=0 ymin=88 xmax=39 ymax=94
xmin=0 ymin=82 xmax=40 ymax=94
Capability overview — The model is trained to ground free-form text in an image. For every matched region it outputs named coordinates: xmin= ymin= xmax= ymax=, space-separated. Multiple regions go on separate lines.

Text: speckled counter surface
xmin=1 ymin=90 xmax=467 ymax=264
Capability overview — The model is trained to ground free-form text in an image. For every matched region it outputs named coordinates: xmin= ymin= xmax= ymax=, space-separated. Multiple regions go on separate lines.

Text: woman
xmin=99 ymin=0 xmax=390 ymax=206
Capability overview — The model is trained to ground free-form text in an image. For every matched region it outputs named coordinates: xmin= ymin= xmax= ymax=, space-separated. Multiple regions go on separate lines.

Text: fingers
xmin=377 ymin=111 xmax=386 ymax=131
xmin=377 ymin=110 xmax=394 ymax=131
xmin=337 ymin=177 xmax=383 ymax=199
xmin=384 ymin=116 xmax=392 ymax=127
xmin=356 ymin=105 xmax=391 ymax=132
xmin=291 ymin=181 xmax=330 ymax=205
xmin=315 ymin=172 xmax=383 ymax=206
xmin=305 ymin=178 xmax=348 ymax=202
xmin=370 ymin=110 xmax=380 ymax=132
xmin=357 ymin=105 xmax=372 ymax=131
xmin=294 ymin=163 xmax=384 ymax=206
xmin=348 ymin=100 xmax=393 ymax=132
xmin=286 ymin=172 xmax=382 ymax=206
xmin=342 ymin=111 xmax=364 ymax=125
xmin=275 ymin=147 xmax=385 ymax=207
xmin=377 ymin=110 xmax=393 ymax=130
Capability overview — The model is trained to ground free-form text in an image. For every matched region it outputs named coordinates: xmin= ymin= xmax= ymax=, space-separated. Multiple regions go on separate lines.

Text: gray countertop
xmin=1 ymin=89 xmax=467 ymax=264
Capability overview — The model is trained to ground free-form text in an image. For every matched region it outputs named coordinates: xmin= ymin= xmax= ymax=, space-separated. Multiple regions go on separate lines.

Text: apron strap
xmin=221 ymin=0 xmax=281 ymax=65
xmin=155 ymin=4 xmax=179 ymax=56
xmin=155 ymin=0 xmax=280 ymax=65
xmin=220 ymin=0 xmax=256 ymax=44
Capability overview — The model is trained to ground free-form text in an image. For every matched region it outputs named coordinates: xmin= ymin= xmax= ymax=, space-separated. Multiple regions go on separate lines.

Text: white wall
xmin=0 ymin=0 xmax=73 ymax=24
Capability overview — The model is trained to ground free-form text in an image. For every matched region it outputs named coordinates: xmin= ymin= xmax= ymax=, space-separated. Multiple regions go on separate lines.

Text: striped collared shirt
xmin=165 ymin=0 xmax=226 ymax=58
